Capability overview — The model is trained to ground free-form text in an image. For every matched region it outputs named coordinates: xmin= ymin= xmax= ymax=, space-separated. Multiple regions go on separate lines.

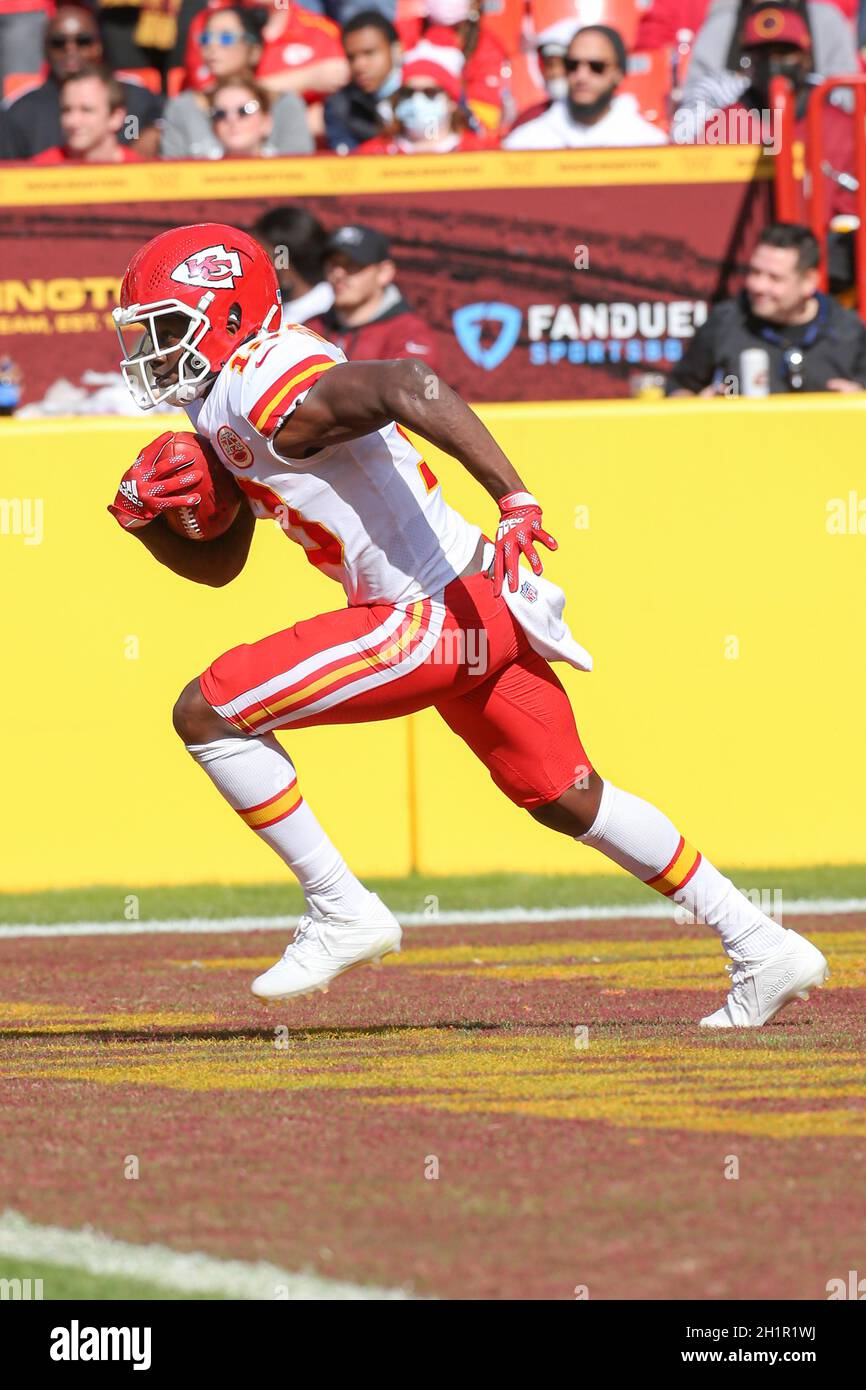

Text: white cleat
xmin=251 ymin=893 xmax=402 ymax=1003
xmin=700 ymin=928 xmax=829 ymax=1028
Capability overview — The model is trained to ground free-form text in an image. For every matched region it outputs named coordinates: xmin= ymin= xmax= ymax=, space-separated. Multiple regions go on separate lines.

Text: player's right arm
xmin=131 ymin=505 xmax=256 ymax=587
xmin=108 ymin=432 xmax=255 ymax=587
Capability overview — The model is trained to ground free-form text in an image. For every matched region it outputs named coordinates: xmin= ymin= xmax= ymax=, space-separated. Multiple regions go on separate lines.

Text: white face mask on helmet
xmin=113 ymin=298 xmax=217 ymax=411
xmin=395 ymin=90 xmax=450 ymax=141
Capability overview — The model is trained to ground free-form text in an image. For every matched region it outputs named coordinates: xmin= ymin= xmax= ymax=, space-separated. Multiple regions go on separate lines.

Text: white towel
xmin=481 ymin=542 xmax=593 ymax=673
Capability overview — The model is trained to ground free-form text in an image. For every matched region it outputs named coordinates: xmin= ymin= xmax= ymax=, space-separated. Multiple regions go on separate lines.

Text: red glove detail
xmin=108 ymin=431 xmax=204 ymax=531
xmin=492 ymin=490 xmax=558 ymax=597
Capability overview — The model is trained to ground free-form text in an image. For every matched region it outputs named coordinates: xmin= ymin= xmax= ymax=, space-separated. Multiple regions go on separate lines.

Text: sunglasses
xmin=48 ymin=34 xmax=97 ymax=49
xmin=200 ymin=32 xmax=248 ymax=47
xmin=211 ymin=99 xmax=261 ymax=122
xmin=564 ymin=57 xmax=613 ymax=74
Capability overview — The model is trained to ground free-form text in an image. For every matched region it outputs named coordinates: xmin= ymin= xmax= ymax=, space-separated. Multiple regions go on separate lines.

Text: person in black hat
xmin=306 ymin=224 xmax=440 ymax=373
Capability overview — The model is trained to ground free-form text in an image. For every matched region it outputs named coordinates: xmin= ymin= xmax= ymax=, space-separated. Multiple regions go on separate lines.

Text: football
xmin=164 ymin=432 xmax=242 ymax=542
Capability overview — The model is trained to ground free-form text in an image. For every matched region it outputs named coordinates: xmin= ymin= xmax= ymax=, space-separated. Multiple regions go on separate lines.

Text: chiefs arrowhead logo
xmin=171 ymin=244 xmax=243 ymax=290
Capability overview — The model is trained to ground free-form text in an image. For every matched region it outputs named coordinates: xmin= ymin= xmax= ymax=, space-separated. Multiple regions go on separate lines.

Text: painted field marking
xmin=0 ymin=898 xmax=864 ymax=940
xmin=0 ymin=1210 xmax=417 ymax=1301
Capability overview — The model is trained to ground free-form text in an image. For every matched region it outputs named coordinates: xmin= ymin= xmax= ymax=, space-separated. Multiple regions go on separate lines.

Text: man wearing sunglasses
xmin=503 ymin=24 xmax=667 ymax=150
xmin=0 ymin=4 xmax=163 ymax=160
xmin=667 ymin=222 xmax=866 ymax=395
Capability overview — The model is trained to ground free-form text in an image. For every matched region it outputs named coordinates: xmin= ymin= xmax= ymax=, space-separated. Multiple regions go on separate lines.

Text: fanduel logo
xmin=50 ymin=1321 xmax=152 ymax=1371
xmin=452 ymin=303 xmax=522 ymax=371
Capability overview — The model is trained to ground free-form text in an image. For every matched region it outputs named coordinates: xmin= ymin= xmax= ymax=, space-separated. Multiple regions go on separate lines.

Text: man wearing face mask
xmin=306 ymin=224 xmax=441 ymax=372
xmin=325 ymin=10 xmax=403 ymax=153
xmin=692 ymin=6 xmax=855 ymax=222
xmin=503 ymin=25 xmax=668 ymax=150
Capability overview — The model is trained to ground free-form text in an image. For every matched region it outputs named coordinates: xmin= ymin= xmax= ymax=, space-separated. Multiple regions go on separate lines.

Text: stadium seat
xmin=619 ymin=46 xmax=673 ymax=129
xmin=3 ymin=71 xmax=43 ymax=102
xmin=529 ymin=0 xmax=639 ymax=51
xmin=114 ymin=67 xmax=163 ymax=96
xmin=481 ymin=0 xmax=527 ymax=56
xmin=395 ymin=0 xmax=426 ymax=50
xmin=503 ymin=48 xmax=548 ymax=117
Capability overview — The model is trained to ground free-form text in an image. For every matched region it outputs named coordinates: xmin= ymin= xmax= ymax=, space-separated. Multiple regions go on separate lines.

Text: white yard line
xmin=0 ymin=1210 xmax=416 ymax=1301
xmin=0 ymin=898 xmax=864 ymax=940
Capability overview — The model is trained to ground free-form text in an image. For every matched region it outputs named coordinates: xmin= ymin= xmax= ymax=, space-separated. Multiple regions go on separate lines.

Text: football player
xmin=109 ymin=223 xmax=828 ymax=1026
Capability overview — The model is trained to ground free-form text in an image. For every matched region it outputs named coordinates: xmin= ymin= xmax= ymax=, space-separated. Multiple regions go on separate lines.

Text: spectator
xmin=0 ymin=5 xmax=163 ymax=160
xmin=207 ymin=75 xmax=278 ymax=157
xmin=253 ymin=206 xmax=334 ymax=325
xmin=0 ymin=0 xmax=49 ymax=90
xmin=33 ymin=68 xmax=142 ymax=164
xmin=354 ymin=37 xmax=490 ymax=152
xmin=423 ymin=0 xmax=507 ymax=131
xmin=503 ymin=26 xmax=668 ymax=150
xmin=506 ymin=20 xmax=576 ymax=134
xmin=536 ymin=21 xmax=577 ymax=102
xmin=307 ymin=224 xmax=440 ymax=372
xmin=679 ymin=0 xmax=858 ymax=113
xmin=256 ymin=2 xmax=349 ymax=102
xmin=677 ymin=7 xmax=856 ymax=223
xmin=636 ymin=0 xmax=711 ymax=50
xmin=161 ymin=7 xmax=312 ymax=158
xmin=667 ymin=223 xmax=866 ymax=394
xmin=324 ymin=10 xmax=402 ymax=153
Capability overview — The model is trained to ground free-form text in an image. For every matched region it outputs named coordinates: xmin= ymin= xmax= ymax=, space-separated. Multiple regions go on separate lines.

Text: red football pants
xmin=199 ymin=568 xmax=592 ymax=809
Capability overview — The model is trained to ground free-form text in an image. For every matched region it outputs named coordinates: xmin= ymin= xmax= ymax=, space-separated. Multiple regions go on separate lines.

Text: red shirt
xmin=635 ymin=0 xmax=711 ymax=50
xmin=307 ymin=298 xmax=440 ymax=375
xmin=255 ymin=7 xmax=344 ymax=103
xmin=183 ymin=2 xmax=343 ymax=100
xmin=33 ymin=144 xmax=142 ymax=164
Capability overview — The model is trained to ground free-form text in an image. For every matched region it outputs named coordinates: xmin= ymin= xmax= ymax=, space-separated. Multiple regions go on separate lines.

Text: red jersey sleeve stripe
xmin=250 ymin=355 xmax=335 ymax=435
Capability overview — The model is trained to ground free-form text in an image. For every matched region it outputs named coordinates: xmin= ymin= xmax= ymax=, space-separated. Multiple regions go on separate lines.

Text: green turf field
xmin=1 ymin=865 xmax=865 ymax=924
xmin=0 ymin=1256 xmax=225 ymax=1301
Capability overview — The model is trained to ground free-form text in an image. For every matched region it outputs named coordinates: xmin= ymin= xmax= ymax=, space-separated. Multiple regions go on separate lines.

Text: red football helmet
xmin=114 ymin=222 xmax=281 ymax=409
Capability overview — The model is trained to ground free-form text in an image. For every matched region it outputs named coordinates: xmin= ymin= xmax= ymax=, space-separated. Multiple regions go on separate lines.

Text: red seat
xmin=619 ymin=46 xmax=673 ymax=129
xmin=504 ymin=48 xmax=548 ymax=118
xmin=3 ymin=71 xmax=43 ymax=102
xmin=395 ymin=0 xmax=426 ymax=50
xmin=114 ymin=66 xmax=163 ymax=96
xmin=481 ymin=0 xmax=527 ymax=56
xmin=529 ymin=0 xmax=639 ymax=51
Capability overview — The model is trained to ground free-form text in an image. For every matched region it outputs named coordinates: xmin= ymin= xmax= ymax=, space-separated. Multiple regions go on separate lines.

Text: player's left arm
xmin=273 ymin=358 xmax=556 ymax=593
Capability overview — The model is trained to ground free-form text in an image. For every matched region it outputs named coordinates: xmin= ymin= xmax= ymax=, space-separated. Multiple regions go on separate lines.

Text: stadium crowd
xmin=0 ymin=0 xmax=864 ymax=161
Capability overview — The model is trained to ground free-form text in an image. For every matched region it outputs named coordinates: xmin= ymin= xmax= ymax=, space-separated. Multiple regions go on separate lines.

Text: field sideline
xmin=2 ymin=866 xmax=864 ymax=1301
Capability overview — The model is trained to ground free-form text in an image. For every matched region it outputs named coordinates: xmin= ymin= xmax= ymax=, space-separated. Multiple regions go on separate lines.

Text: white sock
xmin=185 ymin=734 xmax=374 ymax=921
xmin=579 ymin=780 xmax=787 ymax=960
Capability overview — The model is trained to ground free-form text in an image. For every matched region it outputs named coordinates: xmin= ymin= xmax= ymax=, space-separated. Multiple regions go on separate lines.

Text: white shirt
xmin=186 ymin=324 xmax=480 ymax=607
xmin=503 ymin=94 xmax=668 ymax=151
xmin=280 ymin=280 xmax=334 ymax=327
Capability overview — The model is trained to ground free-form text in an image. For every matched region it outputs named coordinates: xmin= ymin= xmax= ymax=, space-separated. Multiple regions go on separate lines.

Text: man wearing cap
xmin=684 ymin=5 xmax=855 ymax=223
xmin=306 ymin=224 xmax=441 ymax=373
xmin=503 ymin=24 xmax=667 ymax=149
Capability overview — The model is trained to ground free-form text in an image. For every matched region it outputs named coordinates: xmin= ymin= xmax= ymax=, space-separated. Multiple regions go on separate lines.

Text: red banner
xmin=0 ymin=150 xmax=772 ymax=406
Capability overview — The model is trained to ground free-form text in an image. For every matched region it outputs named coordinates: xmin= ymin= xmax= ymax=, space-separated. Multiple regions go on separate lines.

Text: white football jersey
xmin=186 ymin=324 xmax=481 ymax=606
